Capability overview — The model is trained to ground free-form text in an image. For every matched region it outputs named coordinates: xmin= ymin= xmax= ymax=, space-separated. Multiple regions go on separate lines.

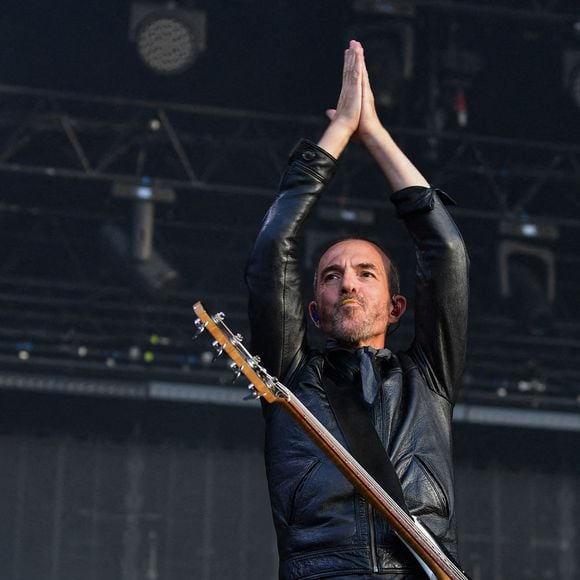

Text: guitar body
xmin=193 ymin=302 xmax=468 ymax=580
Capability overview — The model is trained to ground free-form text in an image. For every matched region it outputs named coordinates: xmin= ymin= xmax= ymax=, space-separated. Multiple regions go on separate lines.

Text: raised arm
xmin=245 ymin=41 xmax=363 ymax=380
xmin=317 ymin=40 xmax=364 ymax=157
xmin=394 ymin=187 xmax=469 ymax=403
xmin=354 ymin=41 xmax=469 ymax=400
xmin=245 ymin=141 xmax=336 ymax=381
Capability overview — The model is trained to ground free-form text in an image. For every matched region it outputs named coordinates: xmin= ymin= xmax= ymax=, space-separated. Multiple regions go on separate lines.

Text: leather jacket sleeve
xmin=245 ymin=139 xmax=337 ymax=380
xmin=391 ymin=186 xmax=470 ymax=403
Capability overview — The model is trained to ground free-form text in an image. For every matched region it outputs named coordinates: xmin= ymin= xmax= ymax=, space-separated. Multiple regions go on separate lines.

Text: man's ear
xmin=308 ymin=301 xmax=320 ymax=327
xmin=389 ymin=294 xmax=407 ymax=323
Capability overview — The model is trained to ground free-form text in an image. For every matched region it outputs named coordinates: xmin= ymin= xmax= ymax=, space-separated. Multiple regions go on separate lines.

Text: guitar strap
xmin=322 ymin=356 xmax=467 ymax=575
xmin=322 ymin=357 xmax=410 ymax=515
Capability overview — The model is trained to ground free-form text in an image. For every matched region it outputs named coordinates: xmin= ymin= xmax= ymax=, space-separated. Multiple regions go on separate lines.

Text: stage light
xmin=100 ymin=222 xmax=179 ymax=298
xmin=317 ymin=205 xmax=375 ymax=225
xmin=498 ymin=220 xmax=557 ymax=335
xmin=353 ymin=0 xmax=414 ymax=19
xmin=500 ymin=219 xmax=559 ymax=242
xmin=102 ymin=180 xmax=179 ymax=297
xmin=130 ymin=2 xmax=207 ymax=75
xmin=129 ymin=346 xmax=141 ymax=360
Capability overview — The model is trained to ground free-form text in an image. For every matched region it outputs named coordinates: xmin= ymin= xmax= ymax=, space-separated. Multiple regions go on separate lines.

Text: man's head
xmin=309 ymin=238 xmax=407 ymax=349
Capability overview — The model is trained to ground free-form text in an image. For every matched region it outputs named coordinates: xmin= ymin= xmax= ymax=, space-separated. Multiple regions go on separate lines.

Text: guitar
xmin=192 ymin=301 xmax=468 ymax=580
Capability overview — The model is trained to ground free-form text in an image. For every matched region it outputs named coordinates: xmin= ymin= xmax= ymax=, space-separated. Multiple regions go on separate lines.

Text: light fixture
xmin=499 ymin=219 xmax=559 ymax=242
xmin=130 ymin=2 xmax=207 ymax=75
xmin=112 ymin=180 xmax=175 ymax=261
xmin=100 ymin=222 xmax=179 ymax=298
xmin=353 ymin=0 xmax=414 ymax=18
xmin=317 ymin=205 xmax=375 ymax=226
xmin=498 ymin=219 xmax=557 ymax=335
xmin=101 ymin=180 xmax=179 ymax=298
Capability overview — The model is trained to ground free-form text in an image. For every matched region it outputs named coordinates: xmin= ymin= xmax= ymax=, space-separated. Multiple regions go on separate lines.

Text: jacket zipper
xmin=367 ymin=501 xmax=379 ymax=573
xmin=368 ymin=377 xmax=384 ymax=573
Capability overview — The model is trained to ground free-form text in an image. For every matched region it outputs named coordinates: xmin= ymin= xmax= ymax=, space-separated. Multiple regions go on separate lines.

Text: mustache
xmin=335 ymin=294 xmax=366 ymax=308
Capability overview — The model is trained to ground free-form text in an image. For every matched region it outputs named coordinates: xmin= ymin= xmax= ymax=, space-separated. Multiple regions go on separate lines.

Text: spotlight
xmin=130 ymin=2 xmax=207 ymax=75
xmin=498 ymin=220 xmax=558 ymax=335
xmin=112 ymin=180 xmax=175 ymax=261
xmin=100 ymin=222 xmax=179 ymax=298
xmin=102 ymin=180 xmax=179 ymax=298
xmin=317 ymin=205 xmax=375 ymax=225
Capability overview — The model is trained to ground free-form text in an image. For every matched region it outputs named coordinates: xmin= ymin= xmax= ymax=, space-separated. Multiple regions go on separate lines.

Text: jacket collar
xmin=324 ymin=339 xmax=392 ymax=381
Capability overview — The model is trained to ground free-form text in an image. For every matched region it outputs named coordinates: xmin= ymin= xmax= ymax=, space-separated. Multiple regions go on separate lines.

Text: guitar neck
xmin=277 ymin=390 xmax=466 ymax=580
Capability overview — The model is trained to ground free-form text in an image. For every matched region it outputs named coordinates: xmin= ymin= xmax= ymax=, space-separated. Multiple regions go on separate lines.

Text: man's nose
xmin=341 ymin=271 xmax=358 ymax=293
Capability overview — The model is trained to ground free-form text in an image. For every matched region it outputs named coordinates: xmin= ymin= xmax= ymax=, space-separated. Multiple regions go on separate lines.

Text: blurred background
xmin=1 ymin=0 xmax=580 ymax=578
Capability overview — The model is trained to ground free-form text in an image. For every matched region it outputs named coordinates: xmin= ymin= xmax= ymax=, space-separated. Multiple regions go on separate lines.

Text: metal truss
xmin=1 ymin=83 xmax=580 ymax=412
xmin=0 ymin=84 xmax=307 ymax=199
xmin=0 ymin=84 xmax=579 ymax=226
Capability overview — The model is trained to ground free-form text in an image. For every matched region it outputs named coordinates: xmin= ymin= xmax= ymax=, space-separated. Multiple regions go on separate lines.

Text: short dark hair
xmin=312 ymin=236 xmax=401 ymax=298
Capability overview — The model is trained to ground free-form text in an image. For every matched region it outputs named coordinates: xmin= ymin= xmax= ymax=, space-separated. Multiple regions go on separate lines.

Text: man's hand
xmin=357 ymin=42 xmax=431 ymax=190
xmin=317 ymin=40 xmax=363 ymax=159
xmin=317 ymin=41 xmax=429 ymax=191
xmin=357 ymin=45 xmax=383 ymax=144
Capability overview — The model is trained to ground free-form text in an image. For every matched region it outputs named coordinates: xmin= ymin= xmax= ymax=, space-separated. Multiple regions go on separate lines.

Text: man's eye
xmin=361 ymin=271 xmax=375 ymax=278
xmin=323 ymin=273 xmax=339 ymax=281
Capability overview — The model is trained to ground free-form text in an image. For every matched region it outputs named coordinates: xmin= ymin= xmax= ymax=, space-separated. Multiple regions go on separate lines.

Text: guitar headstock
xmin=192 ymin=301 xmax=287 ymax=404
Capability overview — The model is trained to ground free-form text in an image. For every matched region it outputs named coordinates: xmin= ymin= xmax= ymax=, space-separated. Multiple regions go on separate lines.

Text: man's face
xmin=312 ymin=239 xmax=392 ymax=349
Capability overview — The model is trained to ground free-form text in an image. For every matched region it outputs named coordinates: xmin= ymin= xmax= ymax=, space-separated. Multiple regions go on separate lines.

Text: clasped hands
xmin=318 ymin=40 xmax=386 ymax=159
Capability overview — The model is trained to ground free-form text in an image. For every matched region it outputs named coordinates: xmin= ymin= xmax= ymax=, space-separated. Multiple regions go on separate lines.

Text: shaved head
xmin=313 ymin=237 xmax=400 ymax=298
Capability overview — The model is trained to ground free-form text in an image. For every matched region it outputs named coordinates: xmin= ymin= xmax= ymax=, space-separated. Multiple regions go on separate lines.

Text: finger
xmin=353 ymin=42 xmax=364 ymax=84
xmin=342 ymin=40 xmax=363 ymax=82
xmin=358 ymin=42 xmax=369 ymax=82
xmin=325 ymin=109 xmax=337 ymax=121
xmin=360 ymin=45 xmax=374 ymax=98
xmin=335 ymin=45 xmax=359 ymax=108
xmin=342 ymin=46 xmax=356 ymax=84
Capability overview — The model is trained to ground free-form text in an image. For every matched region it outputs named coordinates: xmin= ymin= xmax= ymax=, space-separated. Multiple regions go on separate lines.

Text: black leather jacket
xmin=245 ymin=139 xmax=469 ymax=579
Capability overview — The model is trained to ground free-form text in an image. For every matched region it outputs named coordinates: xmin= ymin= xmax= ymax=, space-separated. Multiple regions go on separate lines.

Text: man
xmin=245 ymin=41 xmax=469 ymax=579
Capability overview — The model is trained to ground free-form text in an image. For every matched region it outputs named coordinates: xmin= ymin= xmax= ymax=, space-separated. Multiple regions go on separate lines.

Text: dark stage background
xmin=1 ymin=1 xmax=580 ymax=578
xmin=2 ymin=394 xmax=580 ymax=579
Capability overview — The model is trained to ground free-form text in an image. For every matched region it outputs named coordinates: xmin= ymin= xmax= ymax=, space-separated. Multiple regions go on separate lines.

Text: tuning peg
xmin=192 ymin=318 xmax=206 ymax=341
xmin=243 ymin=384 xmax=259 ymax=400
xmin=211 ymin=340 xmax=224 ymax=361
xmin=229 ymin=362 xmax=243 ymax=383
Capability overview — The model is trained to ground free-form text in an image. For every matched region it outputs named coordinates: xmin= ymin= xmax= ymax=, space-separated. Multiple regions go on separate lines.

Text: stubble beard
xmin=328 ymin=299 xmax=387 ymax=346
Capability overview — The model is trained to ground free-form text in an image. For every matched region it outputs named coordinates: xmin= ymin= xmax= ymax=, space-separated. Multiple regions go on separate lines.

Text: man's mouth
xmin=339 ymin=298 xmax=360 ymax=307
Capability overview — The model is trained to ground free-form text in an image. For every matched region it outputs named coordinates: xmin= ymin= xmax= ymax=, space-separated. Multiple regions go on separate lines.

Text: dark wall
xmin=455 ymin=425 xmax=580 ymax=580
xmin=0 ymin=392 xmax=277 ymax=580
xmin=1 ymin=391 xmax=579 ymax=580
